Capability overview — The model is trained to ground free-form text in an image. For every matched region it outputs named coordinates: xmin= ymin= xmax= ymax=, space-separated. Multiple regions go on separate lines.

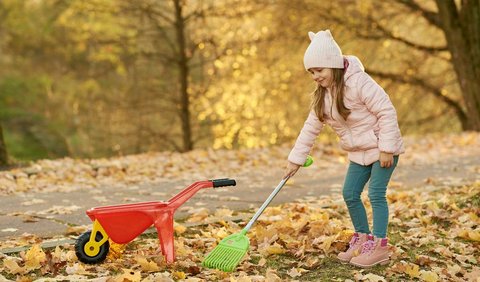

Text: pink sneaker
xmin=349 ymin=237 xmax=390 ymax=268
xmin=337 ymin=233 xmax=369 ymax=262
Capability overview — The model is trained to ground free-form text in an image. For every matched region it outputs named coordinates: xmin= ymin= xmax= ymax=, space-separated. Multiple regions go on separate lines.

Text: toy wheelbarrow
xmin=75 ymin=178 xmax=236 ymax=264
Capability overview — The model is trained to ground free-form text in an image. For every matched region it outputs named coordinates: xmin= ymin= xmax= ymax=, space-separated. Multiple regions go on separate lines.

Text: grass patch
xmin=464 ymin=193 xmax=480 ymax=208
xmin=265 ymin=254 xmax=288 ymax=269
xmin=248 ymin=255 xmax=261 ymax=265
xmin=470 ymin=192 xmax=480 ymax=208
xmin=259 ymin=254 xmax=398 ymax=281
xmin=456 ymin=191 xmax=480 ymax=209
xmin=430 ymin=216 xmax=453 ymax=229
xmin=301 ymin=256 xmax=355 ymax=281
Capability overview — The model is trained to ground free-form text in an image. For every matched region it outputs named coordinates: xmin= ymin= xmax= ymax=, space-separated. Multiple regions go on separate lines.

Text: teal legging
xmin=342 ymin=156 xmax=399 ymax=238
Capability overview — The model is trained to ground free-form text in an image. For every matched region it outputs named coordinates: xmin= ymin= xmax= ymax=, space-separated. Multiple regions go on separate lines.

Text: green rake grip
xmin=303 ymin=155 xmax=314 ymax=167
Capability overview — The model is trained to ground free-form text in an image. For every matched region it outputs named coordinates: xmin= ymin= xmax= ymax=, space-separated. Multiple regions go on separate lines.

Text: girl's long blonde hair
xmin=310 ymin=68 xmax=350 ymax=122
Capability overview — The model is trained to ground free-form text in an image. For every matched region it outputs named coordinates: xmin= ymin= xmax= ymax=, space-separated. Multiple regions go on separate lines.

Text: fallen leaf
xmin=135 ymin=256 xmax=160 ymax=272
xmin=3 ymin=257 xmax=25 ymax=274
xmin=171 ymin=271 xmax=186 ymax=280
xmin=65 ymin=225 xmax=88 ymax=235
xmin=361 ymin=273 xmax=387 ymax=282
xmin=24 ymin=244 xmax=46 ymax=271
xmin=420 ymin=270 xmax=439 ymax=282
xmin=65 ymin=263 xmax=91 ymax=275
xmin=467 ymin=230 xmax=480 ymax=241
xmin=107 ymin=241 xmax=126 ymax=260
xmin=21 ymin=199 xmax=46 ymax=206
xmin=259 ymin=242 xmax=285 ymax=256
xmin=286 ymin=267 xmax=307 ymax=278
xmin=464 ymin=267 xmax=480 ymax=281
xmin=113 ymin=269 xmax=141 ymax=282
xmin=174 ymin=222 xmax=187 ymax=234
xmin=405 ymin=263 xmax=420 ymax=278
xmin=265 ymin=268 xmax=282 ymax=282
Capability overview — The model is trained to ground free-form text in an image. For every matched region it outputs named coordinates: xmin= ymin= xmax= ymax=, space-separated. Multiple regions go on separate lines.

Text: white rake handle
xmin=243 ymin=176 xmax=290 ymax=233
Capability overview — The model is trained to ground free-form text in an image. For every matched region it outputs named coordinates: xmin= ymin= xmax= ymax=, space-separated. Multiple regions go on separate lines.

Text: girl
xmin=284 ymin=30 xmax=404 ymax=268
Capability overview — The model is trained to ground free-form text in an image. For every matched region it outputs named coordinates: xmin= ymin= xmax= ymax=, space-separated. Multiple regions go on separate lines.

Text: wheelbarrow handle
xmin=211 ymin=178 xmax=236 ymax=188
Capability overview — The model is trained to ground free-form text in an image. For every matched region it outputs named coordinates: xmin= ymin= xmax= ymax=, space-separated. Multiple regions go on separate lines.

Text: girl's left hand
xmin=379 ymin=152 xmax=394 ymax=168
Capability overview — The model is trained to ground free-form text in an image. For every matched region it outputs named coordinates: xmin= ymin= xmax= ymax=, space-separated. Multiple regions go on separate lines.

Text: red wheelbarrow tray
xmin=82 ymin=178 xmax=236 ymax=263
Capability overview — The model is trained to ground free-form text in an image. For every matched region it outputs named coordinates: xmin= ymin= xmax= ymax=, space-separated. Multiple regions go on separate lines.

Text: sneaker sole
xmin=350 ymin=258 xmax=389 ymax=268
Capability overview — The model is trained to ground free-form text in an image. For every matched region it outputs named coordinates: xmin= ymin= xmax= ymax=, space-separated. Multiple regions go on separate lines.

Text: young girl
xmin=284 ymin=30 xmax=404 ymax=268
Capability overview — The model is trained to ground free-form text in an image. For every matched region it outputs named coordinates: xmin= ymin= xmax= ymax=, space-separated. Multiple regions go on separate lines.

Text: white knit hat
xmin=303 ymin=29 xmax=344 ymax=70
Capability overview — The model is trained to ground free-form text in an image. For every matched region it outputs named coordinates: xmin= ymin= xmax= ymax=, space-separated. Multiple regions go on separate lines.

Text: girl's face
xmin=308 ymin=67 xmax=333 ymax=88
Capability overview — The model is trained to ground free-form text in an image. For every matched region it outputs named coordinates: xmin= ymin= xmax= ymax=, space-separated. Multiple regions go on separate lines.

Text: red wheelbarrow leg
xmin=154 ymin=211 xmax=175 ymax=263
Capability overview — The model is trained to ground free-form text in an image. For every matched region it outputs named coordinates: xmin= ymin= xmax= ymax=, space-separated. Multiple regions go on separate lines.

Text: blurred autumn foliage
xmin=0 ymin=0 xmax=479 ymax=162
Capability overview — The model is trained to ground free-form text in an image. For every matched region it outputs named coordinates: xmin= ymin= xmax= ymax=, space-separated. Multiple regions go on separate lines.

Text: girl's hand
xmin=284 ymin=161 xmax=301 ymax=179
xmin=379 ymin=152 xmax=394 ymax=168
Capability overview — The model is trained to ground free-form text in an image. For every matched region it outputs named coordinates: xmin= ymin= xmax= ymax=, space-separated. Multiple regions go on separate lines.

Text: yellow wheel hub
xmin=84 ymin=220 xmax=109 ymax=257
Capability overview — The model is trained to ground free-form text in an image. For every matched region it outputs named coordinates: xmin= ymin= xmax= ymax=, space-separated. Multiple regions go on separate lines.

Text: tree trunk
xmin=436 ymin=0 xmax=480 ymax=130
xmin=173 ymin=0 xmax=193 ymax=151
xmin=0 ymin=124 xmax=8 ymax=167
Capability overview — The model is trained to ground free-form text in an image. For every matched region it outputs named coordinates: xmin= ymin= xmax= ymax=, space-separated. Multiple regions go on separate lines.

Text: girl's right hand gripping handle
xmin=212 ymin=178 xmax=236 ymax=188
xmin=211 ymin=156 xmax=312 ymax=188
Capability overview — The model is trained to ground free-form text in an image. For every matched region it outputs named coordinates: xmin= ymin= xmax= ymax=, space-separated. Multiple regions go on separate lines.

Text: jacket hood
xmin=344 ymin=55 xmax=365 ymax=82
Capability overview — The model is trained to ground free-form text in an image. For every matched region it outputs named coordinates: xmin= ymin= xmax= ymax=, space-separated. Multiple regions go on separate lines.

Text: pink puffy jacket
xmin=288 ymin=56 xmax=405 ymax=166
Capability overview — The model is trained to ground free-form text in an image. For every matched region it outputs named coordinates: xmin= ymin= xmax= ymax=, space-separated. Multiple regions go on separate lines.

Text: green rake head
xmin=202 ymin=230 xmax=250 ymax=272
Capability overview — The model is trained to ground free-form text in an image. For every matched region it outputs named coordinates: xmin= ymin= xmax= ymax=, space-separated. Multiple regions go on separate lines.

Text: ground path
xmin=1 ymin=133 xmax=479 ymax=244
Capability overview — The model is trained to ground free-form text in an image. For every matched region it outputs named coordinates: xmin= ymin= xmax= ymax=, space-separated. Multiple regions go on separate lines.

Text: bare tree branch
xmin=367 ymin=69 xmax=468 ymax=125
xmin=394 ymin=0 xmax=443 ymax=28
xmin=364 ymin=15 xmax=448 ymax=52
xmin=317 ymin=9 xmax=448 ymax=54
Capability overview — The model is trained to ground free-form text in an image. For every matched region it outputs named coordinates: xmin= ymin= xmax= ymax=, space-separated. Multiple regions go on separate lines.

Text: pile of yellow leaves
xmin=1 ymin=181 xmax=479 ymax=281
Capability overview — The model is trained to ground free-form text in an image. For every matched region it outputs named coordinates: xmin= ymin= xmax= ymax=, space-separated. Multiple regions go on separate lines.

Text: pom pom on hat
xmin=303 ymin=29 xmax=344 ymax=70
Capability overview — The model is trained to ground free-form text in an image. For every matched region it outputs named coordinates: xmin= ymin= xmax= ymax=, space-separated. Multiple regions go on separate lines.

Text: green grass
xmin=456 ymin=189 xmax=480 ymax=209
xmin=470 ymin=192 xmax=480 ymax=208
xmin=301 ymin=256 xmax=356 ymax=281
xmin=248 ymin=253 xmax=397 ymax=281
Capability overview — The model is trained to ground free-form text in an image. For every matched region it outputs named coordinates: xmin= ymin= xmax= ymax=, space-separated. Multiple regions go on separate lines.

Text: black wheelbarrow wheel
xmin=75 ymin=231 xmax=110 ymax=264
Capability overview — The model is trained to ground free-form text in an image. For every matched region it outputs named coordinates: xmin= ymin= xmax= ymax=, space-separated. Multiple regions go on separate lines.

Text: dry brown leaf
xmin=464 ymin=267 xmax=480 ymax=281
xmin=135 ymin=256 xmax=160 ymax=272
xmin=113 ymin=269 xmax=142 ymax=282
xmin=361 ymin=273 xmax=387 ymax=282
xmin=286 ymin=267 xmax=307 ymax=278
xmin=420 ymin=270 xmax=439 ymax=282
xmin=261 ymin=269 xmax=280 ymax=281
xmin=65 ymin=263 xmax=91 ymax=275
xmin=214 ymin=208 xmax=234 ymax=217
xmin=257 ymin=241 xmax=285 ymax=257
xmin=65 ymin=225 xmax=88 ymax=235
xmin=3 ymin=257 xmax=25 ymax=275
xmin=174 ymin=222 xmax=187 ymax=234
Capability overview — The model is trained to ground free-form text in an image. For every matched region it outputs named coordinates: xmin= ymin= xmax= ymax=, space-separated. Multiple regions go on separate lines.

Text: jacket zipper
xmin=329 ymin=90 xmax=355 ymax=151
